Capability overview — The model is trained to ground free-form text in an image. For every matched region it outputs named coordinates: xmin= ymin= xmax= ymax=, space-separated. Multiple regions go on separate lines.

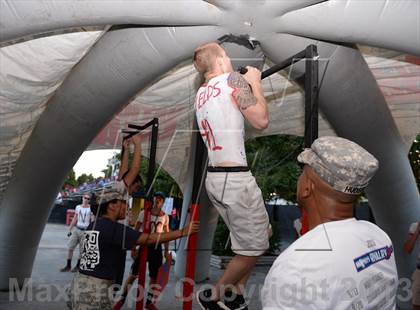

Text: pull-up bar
xmin=123 ymin=118 xmax=158 ymax=141
xmin=128 ymin=119 xmax=157 ymax=131
xmin=239 ymin=44 xmax=319 ymax=147
xmin=238 ymin=48 xmax=307 ymax=79
xmin=122 ymin=118 xmax=159 ymax=310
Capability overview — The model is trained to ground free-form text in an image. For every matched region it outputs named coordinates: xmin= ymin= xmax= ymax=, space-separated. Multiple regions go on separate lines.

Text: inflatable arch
xmin=0 ymin=1 xmax=419 ymax=308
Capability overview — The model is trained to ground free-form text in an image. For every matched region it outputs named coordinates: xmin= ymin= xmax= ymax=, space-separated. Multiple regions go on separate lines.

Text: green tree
xmin=246 ymin=134 xmax=303 ymax=202
xmin=76 ymin=173 xmax=95 ymax=185
xmin=63 ymin=168 xmax=77 ymax=188
xmin=101 ymin=166 xmax=113 ymax=179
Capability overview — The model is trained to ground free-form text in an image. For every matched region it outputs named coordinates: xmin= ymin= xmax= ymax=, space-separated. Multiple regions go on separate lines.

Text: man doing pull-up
xmin=193 ymin=42 xmax=271 ymax=310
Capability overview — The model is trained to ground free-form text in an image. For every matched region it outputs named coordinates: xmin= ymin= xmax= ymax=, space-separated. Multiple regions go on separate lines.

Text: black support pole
xmin=191 ymin=131 xmax=207 ymax=204
xmin=145 ymin=118 xmax=159 ymax=199
xmin=183 ymin=124 xmax=207 ymax=310
xmin=304 ymin=45 xmax=319 ymax=148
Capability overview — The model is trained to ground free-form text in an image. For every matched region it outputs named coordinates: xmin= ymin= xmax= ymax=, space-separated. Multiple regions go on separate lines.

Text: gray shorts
xmin=68 ymin=228 xmax=85 ymax=254
xmin=66 ymin=273 xmax=113 ymax=310
xmin=206 ymin=171 xmax=270 ymax=256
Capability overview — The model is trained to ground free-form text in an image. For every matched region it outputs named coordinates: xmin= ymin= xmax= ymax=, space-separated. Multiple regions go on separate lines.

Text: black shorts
xmin=130 ymin=245 xmax=163 ymax=279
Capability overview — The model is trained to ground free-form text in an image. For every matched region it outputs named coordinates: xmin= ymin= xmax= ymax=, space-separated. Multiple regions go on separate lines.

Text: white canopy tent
xmin=1 ymin=34 xmax=418 ymax=197
xmin=0 ymin=2 xmax=419 ymax=308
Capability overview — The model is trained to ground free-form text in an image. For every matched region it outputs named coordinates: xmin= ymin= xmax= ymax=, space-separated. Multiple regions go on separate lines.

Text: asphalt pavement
xmin=0 ymin=223 xmax=269 ymax=310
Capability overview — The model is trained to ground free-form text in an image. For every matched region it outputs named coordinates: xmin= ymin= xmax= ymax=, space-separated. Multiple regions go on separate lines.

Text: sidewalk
xmin=0 ymin=223 xmax=269 ymax=310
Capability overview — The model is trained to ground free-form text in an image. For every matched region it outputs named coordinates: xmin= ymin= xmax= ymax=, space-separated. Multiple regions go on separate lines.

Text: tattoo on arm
xmin=228 ymin=72 xmax=257 ymax=110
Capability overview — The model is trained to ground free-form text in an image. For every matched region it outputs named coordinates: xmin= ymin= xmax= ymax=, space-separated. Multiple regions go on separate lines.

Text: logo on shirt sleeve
xmin=353 ymin=245 xmax=393 ymax=272
xmin=80 ymin=231 xmax=100 ymax=271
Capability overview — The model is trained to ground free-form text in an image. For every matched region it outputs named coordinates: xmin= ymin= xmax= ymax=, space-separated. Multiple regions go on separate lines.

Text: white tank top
xmin=195 ymin=73 xmax=247 ymax=166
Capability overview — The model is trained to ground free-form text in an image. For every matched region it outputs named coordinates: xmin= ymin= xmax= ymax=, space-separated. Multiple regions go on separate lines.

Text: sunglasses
xmin=83 ymin=197 xmax=90 ymax=200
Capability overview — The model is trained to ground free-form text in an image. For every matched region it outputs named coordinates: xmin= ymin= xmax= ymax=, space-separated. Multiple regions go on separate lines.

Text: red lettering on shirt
xmin=200 ymin=119 xmax=222 ymax=151
xmin=213 ymin=82 xmax=221 ymax=97
xmin=196 ymin=82 xmax=221 ymax=110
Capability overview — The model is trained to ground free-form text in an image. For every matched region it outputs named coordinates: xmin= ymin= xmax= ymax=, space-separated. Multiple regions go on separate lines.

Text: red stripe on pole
xmin=183 ymin=203 xmax=200 ymax=310
xmin=136 ymin=201 xmax=152 ymax=310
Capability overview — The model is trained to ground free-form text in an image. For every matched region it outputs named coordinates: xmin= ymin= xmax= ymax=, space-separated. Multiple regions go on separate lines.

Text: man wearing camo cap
xmin=66 ymin=187 xmax=199 ymax=310
xmin=262 ymin=136 xmax=398 ymax=310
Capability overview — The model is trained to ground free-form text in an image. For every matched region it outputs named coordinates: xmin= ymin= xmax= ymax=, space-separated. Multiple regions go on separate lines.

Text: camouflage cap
xmin=297 ymin=136 xmax=379 ymax=195
xmin=96 ymin=189 xmax=126 ymax=205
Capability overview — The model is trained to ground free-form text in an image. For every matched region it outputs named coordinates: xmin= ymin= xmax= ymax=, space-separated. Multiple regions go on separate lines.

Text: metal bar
xmin=136 ymin=117 xmax=159 ymax=310
xmin=122 ymin=131 xmax=140 ymax=141
xmin=136 ymin=201 xmax=152 ymax=310
xmin=304 ymin=44 xmax=319 ymax=148
xmin=128 ymin=119 xmax=156 ymax=131
xmin=122 ymin=130 xmax=139 ymax=134
xmin=261 ymin=49 xmax=306 ymax=80
xmin=123 ymin=118 xmax=156 ymax=140
xmin=183 ymin=131 xmax=207 ymax=310
xmin=191 ymin=132 xmax=206 ymax=204
xmin=145 ymin=118 xmax=159 ymax=199
xmin=183 ymin=203 xmax=200 ymax=310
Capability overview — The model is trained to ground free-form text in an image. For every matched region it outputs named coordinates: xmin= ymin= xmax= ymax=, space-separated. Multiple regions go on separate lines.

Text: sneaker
xmin=220 ymin=291 xmax=248 ymax=310
xmin=60 ymin=266 xmax=71 ymax=272
xmin=145 ymin=303 xmax=158 ymax=310
xmin=197 ymin=289 xmax=223 ymax=310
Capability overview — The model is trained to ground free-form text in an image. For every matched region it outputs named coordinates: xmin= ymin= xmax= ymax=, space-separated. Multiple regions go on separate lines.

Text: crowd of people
xmin=62 ymin=42 xmax=418 ymax=310
xmin=56 ymin=177 xmax=116 ymax=203
xmin=64 ymin=134 xmax=199 ymax=310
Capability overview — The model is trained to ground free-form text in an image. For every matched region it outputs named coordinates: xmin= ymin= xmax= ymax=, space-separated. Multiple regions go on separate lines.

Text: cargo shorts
xmin=206 ymin=171 xmax=270 ymax=256
xmin=68 ymin=228 xmax=85 ymax=254
xmin=66 ymin=272 xmax=113 ymax=310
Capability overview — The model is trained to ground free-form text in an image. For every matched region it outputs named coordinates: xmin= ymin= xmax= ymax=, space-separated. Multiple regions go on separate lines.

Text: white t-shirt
xmin=137 ymin=210 xmax=169 ymax=234
xmin=75 ymin=204 xmax=92 ymax=229
xmin=409 ymin=222 xmax=420 ymax=263
xmin=261 ymin=218 xmax=398 ymax=310
xmin=195 ymin=73 xmax=247 ymax=166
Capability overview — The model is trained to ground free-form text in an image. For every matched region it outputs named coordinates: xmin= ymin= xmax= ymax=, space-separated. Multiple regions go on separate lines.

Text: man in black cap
xmin=115 ymin=191 xmax=170 ymax=310
xmin=66 ymin=188 xmax=199 ymax=310
xmin=262 ymin=136 xmax=398 ymax=309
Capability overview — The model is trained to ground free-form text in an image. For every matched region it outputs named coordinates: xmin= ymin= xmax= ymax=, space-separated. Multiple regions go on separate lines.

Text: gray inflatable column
xmin=318 ymin=46 xmax=420 ymax=308
xmin=262 ymin=35 xmax=419 ymax=309
xmin=0 ymin=26 xmax=224 ymax=290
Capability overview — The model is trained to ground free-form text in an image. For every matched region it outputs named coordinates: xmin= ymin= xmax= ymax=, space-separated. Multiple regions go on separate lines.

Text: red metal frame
xmin=136 ymin=201 xmax=152 ymax=310
xmin=183 ymin=203 xmax=200 ymax=310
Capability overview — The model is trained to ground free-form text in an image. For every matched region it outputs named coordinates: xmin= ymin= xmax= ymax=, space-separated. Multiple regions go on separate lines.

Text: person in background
xmin=66 ymin=188 xmax=199 ymax=310
xmin=60 ymin=193 xmax=93 ymax=272
xmin=404 ymin=220 xmax=420 ymax=309
xmin=115 ymin=191 xmax=170 ymax=310
xmin=113 ymin=134 xmax=143 ymax=294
